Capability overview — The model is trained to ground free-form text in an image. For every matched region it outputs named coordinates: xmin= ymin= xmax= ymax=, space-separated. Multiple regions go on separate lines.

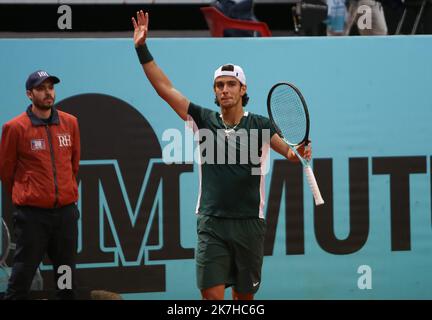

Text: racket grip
xmin=304 ymin=166 xmax=325 ymax=206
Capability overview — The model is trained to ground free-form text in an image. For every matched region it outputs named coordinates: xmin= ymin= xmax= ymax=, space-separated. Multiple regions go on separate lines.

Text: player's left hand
xmin=296 ymin=141 xmax=312 ymax=161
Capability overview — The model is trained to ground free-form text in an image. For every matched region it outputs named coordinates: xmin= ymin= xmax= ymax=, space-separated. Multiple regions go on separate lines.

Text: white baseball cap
xmin=214 ymin=64 xmax=246 ymax=85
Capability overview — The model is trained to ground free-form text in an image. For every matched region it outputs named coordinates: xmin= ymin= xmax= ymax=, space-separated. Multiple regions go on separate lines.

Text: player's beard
xmin=33 ymin=96 xmax=55 ymax=110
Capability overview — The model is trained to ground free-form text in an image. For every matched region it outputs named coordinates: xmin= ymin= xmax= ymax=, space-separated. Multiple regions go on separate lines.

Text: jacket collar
xmin=26 ymin=105 xmax=60 ymax=126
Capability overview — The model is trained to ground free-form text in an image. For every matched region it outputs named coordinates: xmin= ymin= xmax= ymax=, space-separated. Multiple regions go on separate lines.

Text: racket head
xmin=267 ymin=82 xmax=310 ymax=146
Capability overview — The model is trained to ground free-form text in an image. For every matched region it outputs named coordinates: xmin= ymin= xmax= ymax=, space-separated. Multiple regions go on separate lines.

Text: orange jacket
xmin=0 ymin=106 xmax=80 ymax=208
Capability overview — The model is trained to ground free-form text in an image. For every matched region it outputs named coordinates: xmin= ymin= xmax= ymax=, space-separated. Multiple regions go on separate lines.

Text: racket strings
xmin=270 ymin=86 xmax=307 ymax=145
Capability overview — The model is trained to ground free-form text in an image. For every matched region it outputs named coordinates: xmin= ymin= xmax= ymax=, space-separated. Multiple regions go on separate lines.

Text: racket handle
xmin=304 ymin=166 xmax=325 ymax=206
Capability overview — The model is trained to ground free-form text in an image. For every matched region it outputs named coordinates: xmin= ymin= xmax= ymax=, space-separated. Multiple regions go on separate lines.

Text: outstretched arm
xmin=132 ymin=10 xmax=190 ymax=120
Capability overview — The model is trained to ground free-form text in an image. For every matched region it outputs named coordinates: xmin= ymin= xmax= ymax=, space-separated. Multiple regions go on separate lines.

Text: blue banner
xmin=0 ymin=36 xmax=431 ymax=299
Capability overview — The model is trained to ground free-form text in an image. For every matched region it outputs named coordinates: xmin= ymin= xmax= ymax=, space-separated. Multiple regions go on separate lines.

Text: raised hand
xmin=132 ymin=10 xmax=149 ymax=47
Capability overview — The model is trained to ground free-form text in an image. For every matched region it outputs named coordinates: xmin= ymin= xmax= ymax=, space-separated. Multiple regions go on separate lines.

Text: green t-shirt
xmin=187 ymin=102 xmax=277 ymax=219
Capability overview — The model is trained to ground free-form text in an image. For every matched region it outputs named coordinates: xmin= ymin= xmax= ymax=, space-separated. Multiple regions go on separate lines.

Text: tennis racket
xmin=267 ymin=82 xmax=324 ymax=206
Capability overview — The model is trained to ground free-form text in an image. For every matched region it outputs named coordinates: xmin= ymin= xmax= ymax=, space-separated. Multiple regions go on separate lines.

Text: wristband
xmin=135 ymin=43 xmax=154 ymax=65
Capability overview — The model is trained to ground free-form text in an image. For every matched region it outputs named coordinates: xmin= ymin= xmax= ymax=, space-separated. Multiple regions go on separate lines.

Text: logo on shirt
xmin=31 ymin=139 xmax=46 ymax=151
xmin=57 ymin=134 xmax=72 ymax=147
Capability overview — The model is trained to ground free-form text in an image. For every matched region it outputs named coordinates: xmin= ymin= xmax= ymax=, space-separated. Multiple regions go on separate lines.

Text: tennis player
xmin=132 ymin=11 xmax=311 ymax=300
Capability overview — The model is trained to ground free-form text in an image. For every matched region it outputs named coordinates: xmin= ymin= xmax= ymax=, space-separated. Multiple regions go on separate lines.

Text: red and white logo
xmin=31 ymin=139 xmax=46 ymax=151
xmin=57 ymin=134 xmax=72 ymax=147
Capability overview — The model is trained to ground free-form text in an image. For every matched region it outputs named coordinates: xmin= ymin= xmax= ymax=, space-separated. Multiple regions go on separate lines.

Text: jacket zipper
xmin=45 ymin=125 xmax=59 ymax=208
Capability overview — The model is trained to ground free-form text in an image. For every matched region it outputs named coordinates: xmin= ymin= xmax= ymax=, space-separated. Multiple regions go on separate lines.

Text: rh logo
xmin=58 ymin=134 xmax=72 ymax=147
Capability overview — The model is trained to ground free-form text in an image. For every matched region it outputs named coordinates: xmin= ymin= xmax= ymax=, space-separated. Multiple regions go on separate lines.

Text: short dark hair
xmin=221 ymin=64 xmax=235 ymax=72
xmin=214 ymin=93 xmax=249 ymax=107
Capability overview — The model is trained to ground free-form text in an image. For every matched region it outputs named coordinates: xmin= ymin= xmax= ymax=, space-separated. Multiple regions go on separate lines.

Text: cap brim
xmin=49 ymin=76 xmax=60 ymax=84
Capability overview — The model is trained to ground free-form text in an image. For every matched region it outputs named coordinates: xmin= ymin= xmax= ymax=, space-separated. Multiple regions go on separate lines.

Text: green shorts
xmin=196 ymin=214 xmax=266 ymax=294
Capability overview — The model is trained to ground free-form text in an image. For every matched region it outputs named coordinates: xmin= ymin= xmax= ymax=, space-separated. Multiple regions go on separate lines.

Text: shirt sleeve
xmin=0 ymin=123 xmax=18 ymax=196
xmin=72 ymin=117 xmax=81 ymax=178
xmin=187 ymin=102 xmax=212 ymax=130
xmin=260 ymin=116 xmax=278 ymax=139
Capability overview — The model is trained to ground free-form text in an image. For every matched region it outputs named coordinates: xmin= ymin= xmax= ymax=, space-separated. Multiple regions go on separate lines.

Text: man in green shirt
xmin=132 ymin=11 xmax=311 ymax=300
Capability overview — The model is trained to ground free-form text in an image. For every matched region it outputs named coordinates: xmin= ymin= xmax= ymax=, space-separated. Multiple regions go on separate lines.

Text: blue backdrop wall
xmin=0 ymin=36 xmax=431 ymax=299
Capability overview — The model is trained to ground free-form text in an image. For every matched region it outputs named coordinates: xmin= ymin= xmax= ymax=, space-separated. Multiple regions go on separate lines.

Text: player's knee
xmin=232 ymin=290 xmax=254 ymax=300
xmin=201 ymin=287 xmax=224 ymax=300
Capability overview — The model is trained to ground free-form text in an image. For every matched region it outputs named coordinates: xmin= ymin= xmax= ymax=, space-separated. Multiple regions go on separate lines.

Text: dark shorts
xmin=196 ymin=214 xmax=266 ymax=294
